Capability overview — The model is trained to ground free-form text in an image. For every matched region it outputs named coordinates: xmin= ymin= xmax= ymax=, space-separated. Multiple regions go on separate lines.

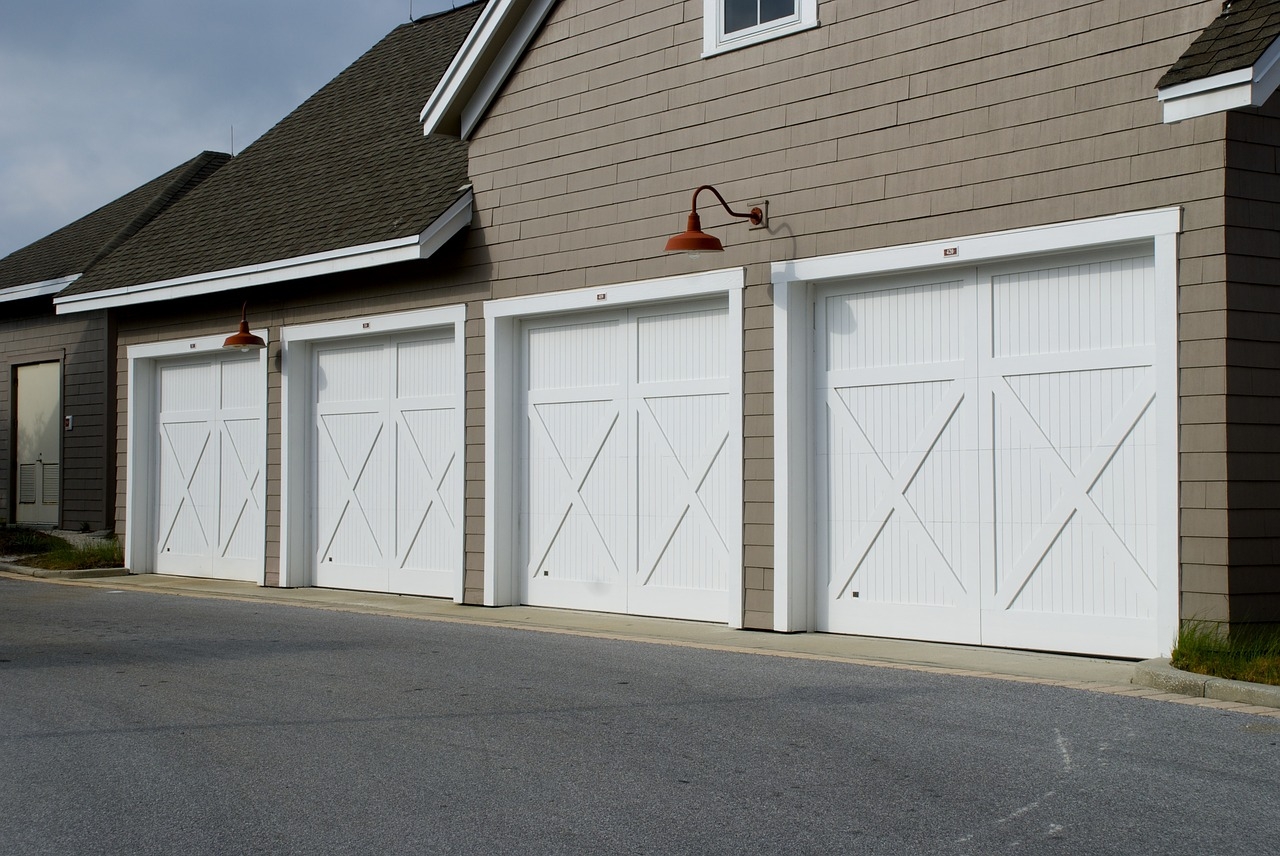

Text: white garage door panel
xmin=818 ymin=278 xmax=981 ymax=642
xmin=522 ymin=303 xmax=734 ymax=621
xmin=818 ymin=252 xmax=1165 ymax=657
xmin=981 ymin=257 xmax=1159 ymax=650
xmin=313 ymin=332 xmax=460 ymax=597
xmin=315 ymin=341 xmax=387 ymax=582
xmin=155 ymin=355 xmax=263 ymax=581
xmin=524 ymin=316 xmax=629 ymax=611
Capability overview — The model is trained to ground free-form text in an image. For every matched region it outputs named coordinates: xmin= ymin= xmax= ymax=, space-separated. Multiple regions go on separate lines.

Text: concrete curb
xmin=1134 ymin=658 xmax=1280 ymax=709
xmin=0 ymin=561 xmax=129 ymax=580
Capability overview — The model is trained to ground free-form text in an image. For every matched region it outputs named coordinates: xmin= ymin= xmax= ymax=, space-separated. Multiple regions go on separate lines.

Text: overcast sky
xmin=0 ymin=0 xmax=460 ymax=260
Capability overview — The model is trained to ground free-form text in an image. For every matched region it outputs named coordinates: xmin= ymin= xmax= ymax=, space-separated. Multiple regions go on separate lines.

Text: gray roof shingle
xmin=0 ymin=151 xmax=229 ymax=291
xmin=62 ymin=2 xmax=484 ymax=298
xmin=1158 ymin=0 xmax=1280 ymax=89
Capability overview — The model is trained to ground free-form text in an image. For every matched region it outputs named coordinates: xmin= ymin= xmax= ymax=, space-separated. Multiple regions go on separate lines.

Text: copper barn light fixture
xmin=665 ymin=185 xmax=766 ymax=256
xmin=222 ymin=302 xmax=267 ymax=351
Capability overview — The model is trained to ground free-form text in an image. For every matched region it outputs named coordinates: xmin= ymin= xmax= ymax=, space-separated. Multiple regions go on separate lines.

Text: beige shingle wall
xmin=465 ymin=0 xmax=1229 ymax=626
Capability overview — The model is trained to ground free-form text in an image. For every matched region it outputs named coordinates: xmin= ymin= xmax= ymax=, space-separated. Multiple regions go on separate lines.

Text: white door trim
xmin=279 ymin=304 xmax=467 ymax=598
xmin=125 ymin=331 xmax=270 ymax=580
xmin=772 ymin=207 xmax=1181 ymax=656
xmin=484 ymin=268 xmax=746 ymax=625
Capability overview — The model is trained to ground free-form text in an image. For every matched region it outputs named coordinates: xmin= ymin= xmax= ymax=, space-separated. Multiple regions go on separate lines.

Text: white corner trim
xmin=483 ymin=266 xmax=746 ymax=624
xmin=55 ymin=193 xmax=473 ymax=315
xmin=279 ymin=303 xmax=468 ymax=596
xmin=124 ymin=329 xmax=270 ymax=579
xmin=770 ymin=276 xmax=811 ymax=632
xmin=0 ymin=273 xmax=81 ymax=304
xmin=771 ymin=207 xmax=1182 ymax=285
xmin=1158 ymin=36 xmax=1280 ymax=122
xmin=771 ymin=206 xmax=1183 ymax=639
xmin=421 ymin=0 xmax=555 ymax=139
xmin=1152 ymin=229 xmax=1181 ymax=657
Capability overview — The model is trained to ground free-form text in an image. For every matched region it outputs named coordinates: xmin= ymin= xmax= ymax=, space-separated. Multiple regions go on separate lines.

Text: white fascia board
xmin=419 ymin=189 xmax=473 ymax=257
xmin=55 ymin=192 xmax=473 ymax=315
xmin=1158 ymin=37 xmax=1280 ymax=122
xmin=771 ymin=207 xmax=1182 ymax=285
xmin=55 ymin=237 xmax=418 ymax=314
xmin=420 ymin=0 xmax=556 ymax=140
xmin=0 ymin=273 xmax=81 ymax=304
xmin=420 ymin=0 xmax=516 ymax=133
xmin=460 ymin=0 xmax=557 ymax=139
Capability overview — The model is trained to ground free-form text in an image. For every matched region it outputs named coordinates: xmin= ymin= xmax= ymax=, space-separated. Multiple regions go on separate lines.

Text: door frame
xmin=279 ymin=304 xmax=467 ymax=597
xmin=484 ymin=268 xmax=745 ymax=626
xmin=772 ymin=207 xmax=1182 ymax=656
xmin=125 ymin=330 xmax=270 ymax=577
xmin=10 ymin=354 xmax=64 ymax=527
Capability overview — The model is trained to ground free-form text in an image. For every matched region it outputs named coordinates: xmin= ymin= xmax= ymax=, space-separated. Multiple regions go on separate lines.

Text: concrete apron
xmin=4 ymin=568 xmax=1279 ymax=717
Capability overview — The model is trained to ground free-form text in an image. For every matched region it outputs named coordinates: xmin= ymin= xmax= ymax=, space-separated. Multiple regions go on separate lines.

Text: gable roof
xmin=420 ymin=0 xmax=553 ymax=138
xmin=0 ymin=151 xmax=228 ymax=304
xmin=57 ymin=2 xmax=485 ymax=313
xmin=1157 ymin=0 xmax=1280 ymax=121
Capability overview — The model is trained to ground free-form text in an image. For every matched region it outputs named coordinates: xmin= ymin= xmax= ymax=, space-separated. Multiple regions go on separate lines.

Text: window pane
xmin=760 ymin=0 xmax=794 ymax=24
xmin=724 ymin=0 xmax=755 ymax=34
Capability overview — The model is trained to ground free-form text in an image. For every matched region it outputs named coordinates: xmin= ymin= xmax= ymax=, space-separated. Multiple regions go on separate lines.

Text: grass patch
xmin=0 ymin=526 xmax=123 ymax=570
xmin=22 ymin=539 xmax=124 ymax=571
xmin=0 ymin=526 xmax=61 ymax=556
xmin=1171 ymin=621 xmax=1280 ymax=687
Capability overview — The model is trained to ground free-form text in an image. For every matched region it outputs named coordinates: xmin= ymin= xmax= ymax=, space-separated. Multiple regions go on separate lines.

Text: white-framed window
xmin=703 ymin=0 xmax=818 ymax=57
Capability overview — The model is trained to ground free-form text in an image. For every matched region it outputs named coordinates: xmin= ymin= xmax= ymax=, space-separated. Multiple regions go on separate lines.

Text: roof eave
xmin=1158 ymin=36 xmax=1280 ymax=122
xmin=0 ymin=274 xmax=81 ymax=305
xmin=420 ymin=0 xmax=556 ymax=139
xmin=55 ymin=190 xmax=474 ymax=315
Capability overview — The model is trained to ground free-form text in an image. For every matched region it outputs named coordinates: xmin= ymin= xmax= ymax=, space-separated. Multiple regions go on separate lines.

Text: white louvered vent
xmin=18 ymin=464 xmax=36 ymax=504
xmin=42 ymin=463 xmax=59 ymax=505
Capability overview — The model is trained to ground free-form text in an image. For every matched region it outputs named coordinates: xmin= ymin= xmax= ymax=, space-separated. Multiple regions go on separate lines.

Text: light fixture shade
xmin=223 ymin=304 xmax=267 ymax=351
xmin=664 ymin=212 xmax=725 ymax=254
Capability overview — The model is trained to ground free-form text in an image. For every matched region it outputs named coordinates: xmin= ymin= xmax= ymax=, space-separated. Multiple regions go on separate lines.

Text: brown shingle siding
xmin=448 ymin=0 xmax=1248 ymax=632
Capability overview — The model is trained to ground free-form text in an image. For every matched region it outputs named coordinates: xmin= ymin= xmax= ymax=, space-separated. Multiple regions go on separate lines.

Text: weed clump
xmin=1172 ymin=620 xmax=1280 ymax=687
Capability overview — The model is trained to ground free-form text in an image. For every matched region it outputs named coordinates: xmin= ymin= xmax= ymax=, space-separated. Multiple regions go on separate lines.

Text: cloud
xmin=0 ymin=0 xmax=457 ymax=260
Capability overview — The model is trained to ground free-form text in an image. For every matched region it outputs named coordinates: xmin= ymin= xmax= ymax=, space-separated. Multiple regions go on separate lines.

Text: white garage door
xmin=816 ymin=251 xmax=1166 ymax=657
xmin=311 ymin=330 xmax=461 ymax=596
xmin=520 ymin=301 xmax=736 ymax=621
xmin=155 ymin=354 xmax=264 ymax=581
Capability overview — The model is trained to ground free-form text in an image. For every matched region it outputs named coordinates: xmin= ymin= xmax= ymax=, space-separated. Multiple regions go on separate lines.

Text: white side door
xmin=155 ymin=354 xmax=263 ymax=581
xmin=15 ymin=361 xmax=61 ymax=526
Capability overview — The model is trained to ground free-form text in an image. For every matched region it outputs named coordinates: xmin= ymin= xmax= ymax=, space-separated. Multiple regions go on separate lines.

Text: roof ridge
xmin=83 ymin=150 xmax=231 ymax=272
xmin=411 ymin=0 xmax=487 ymax=25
